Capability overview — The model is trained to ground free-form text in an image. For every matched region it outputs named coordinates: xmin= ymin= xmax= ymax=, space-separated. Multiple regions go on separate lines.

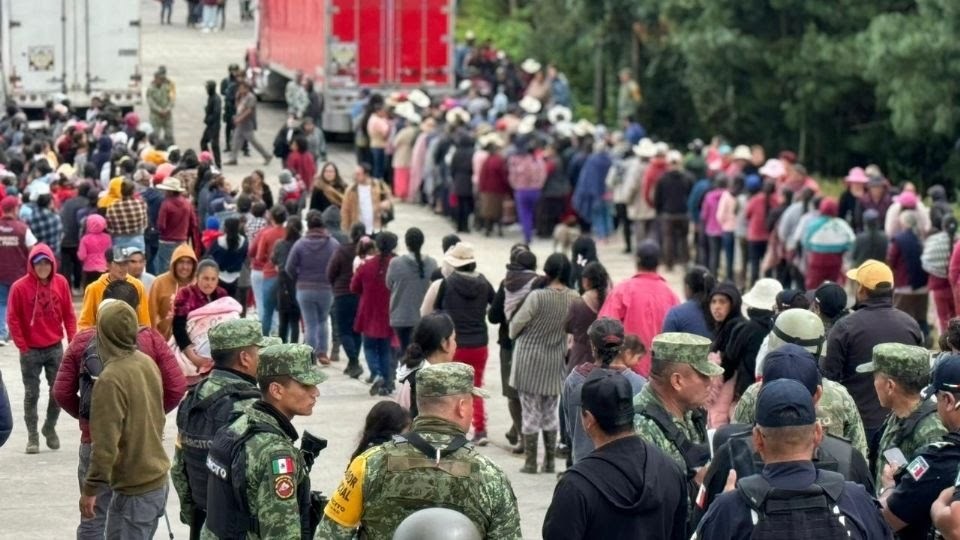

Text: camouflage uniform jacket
xmin=633 ymin=384 xmax=707 ymax=470
xmin=172 ymin=367 xmax=259 ymax=522
xmin=319 ymin=415 xmax=522 ymax=540
xmin=147 ymin=82 xmax=173 ymax=115
xmin=873 ymin=400 xmax=946 ymax=494
xmin=732 ymin=379 xmax=869 ymax=458
xmin=200 ymin=402 xmax=308 ymax=540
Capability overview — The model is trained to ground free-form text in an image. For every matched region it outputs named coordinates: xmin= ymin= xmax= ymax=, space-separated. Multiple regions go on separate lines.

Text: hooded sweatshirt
xmin=286 ymin=228 xmax=340 ymax=291
xmin=77 ymin=214 xmax=112 ymax=272
xmin=147 ymin=243 xmax=198 ymax=339
xmin=77 ymin=268 xmax=151 ymax=330
xmin=82 ymin=301 xmax=169 ymax=496
xmin=322 ymin=206 xmax=348 ymax=244
xmin=8 ymin=244 xmax=76 ymax=351
xmin=436 ymin=271 xmax=495 ymax=347
xmin=542 ymin=435 xmax=687 ymax=540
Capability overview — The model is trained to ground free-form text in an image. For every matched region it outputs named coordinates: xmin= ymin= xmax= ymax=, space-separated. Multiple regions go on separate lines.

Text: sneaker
xmin=25 ymin=433 xmax=39 ymax=454
xmin=345 ymin=365 xmax=364 ymax=379
xmin=41 ymin=425 xmax=60 ymax=450
xmin=365 ymin=374 xmax=376 ymax=384
xmin=0 ymin=340 xmax=7 ymax=347
xmin=369 ymin=375 xmax=384 ymax=396
xmin=377 ymin=386 xmax=394 ymax=397
xmin=471 ymin=431 xmax=489 ymax=447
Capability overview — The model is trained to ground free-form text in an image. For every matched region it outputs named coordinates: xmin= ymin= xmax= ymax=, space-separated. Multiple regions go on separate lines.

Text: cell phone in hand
xmin=883 ymin=447 xmax=908 ymax=469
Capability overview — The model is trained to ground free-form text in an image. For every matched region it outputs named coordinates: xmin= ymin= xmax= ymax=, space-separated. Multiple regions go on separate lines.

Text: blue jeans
xmin=371 ymin=148 xmax=386 ymax=180
xmin=363 ymin=336 xmax=391 ymax=384
xmin=202 ymin=4 xmax=217 ymax=28
xmin=0 ymin=282 xmax=9 ymax=340
xmin=260 ymin=276 xmax=279 ymax=336
xmin=333 ymin=294 xmax=361 ymax=365
xmin=155 ymin=241 xmax=180 ymax=276
xmin=112 ymin=234 xmax=145 ymax=253
xmin=721 ymin=232 xmax=736 ymax=282
xmin=297 ymin=288 xmax=333 ymax=357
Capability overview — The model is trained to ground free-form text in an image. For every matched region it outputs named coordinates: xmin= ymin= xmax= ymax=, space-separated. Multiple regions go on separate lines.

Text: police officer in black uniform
xmin=695 ymin=345 xmax=873 ymax=523
xmin=694 ymin=379 xmax=892 ymax=539
xmin=879 ymin=353 xmax=960 ymax=540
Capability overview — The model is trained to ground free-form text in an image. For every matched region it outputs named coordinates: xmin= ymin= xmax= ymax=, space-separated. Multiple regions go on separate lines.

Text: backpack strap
xmin=233 ymin=420 xmax=289 ymax=535
xmin=637 ymin=403 xmax=711 ymax=472
xmin=737 ymin=470 xmax=845 ymax=516
xmin=894 ymin=398 xmax=938 ymax=448
xmin=195 ymin=384 xmax=262 ymax=412
xmin=396 ymin=432 xmax=470 ymax=464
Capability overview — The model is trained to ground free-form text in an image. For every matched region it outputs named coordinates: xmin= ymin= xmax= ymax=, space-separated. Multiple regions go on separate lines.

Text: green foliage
xmin=457 ymin=0 xmax=960 ymax=189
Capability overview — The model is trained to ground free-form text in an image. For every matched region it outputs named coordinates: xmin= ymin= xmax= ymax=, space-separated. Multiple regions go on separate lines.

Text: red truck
xmin=248 ymin=0 xmax=455 ymax=134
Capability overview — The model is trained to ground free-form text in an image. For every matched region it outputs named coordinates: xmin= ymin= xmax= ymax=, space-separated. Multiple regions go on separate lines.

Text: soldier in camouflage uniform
xmin=172 ymin=319 xmax=279 ymax=538
xmin=857 ymin=342 xmax=946 ymax=494
xmin=633 ymin=333 xmax=721 ymax=473
xmin=201 ymin=343 xmax=326 ymax=539
xmin=146 ymin=66 xmax=175 ymax=145
xmin=319 ymin=362 xmax=522 ymax=539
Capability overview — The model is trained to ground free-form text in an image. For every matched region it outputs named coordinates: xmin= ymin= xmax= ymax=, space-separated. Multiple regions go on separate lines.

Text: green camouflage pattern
xmin=856 ymin=343 xmax=931 ymax=379
xmin=652 ymin=332 xmax=723 ymax=377
xmin=208 ymin=319 xmax=272 ymax=352
xmin=200 ymin=405 xmax=308 ymax=540
xmin=171 ymin=368 xmax=259 ymax=524
xmin=873 ymin=401 xmax=947 ymax=494
xmin=417 ymin=363 xmax=489 ymax=398
xmin=633 ymin=384 xmax=707 ymax=468
xmin=258 ymin=343 xmax=327 ymax=385
xmin=318 ymin=416 xmax=521 ymax=540
xmin=732 ymin=379 xmax=869 ymax=457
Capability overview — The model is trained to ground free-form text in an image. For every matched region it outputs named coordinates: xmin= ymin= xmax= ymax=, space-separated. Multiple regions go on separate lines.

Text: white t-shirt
xmin=358 ymin=184 xmax=374 ymax=233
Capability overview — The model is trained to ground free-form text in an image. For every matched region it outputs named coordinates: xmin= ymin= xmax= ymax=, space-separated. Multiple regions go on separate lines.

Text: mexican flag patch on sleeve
xmin=272 ymin=456 xmax=295 ymax=475
xmin=907 ymin=456 xmax=929 ymax=481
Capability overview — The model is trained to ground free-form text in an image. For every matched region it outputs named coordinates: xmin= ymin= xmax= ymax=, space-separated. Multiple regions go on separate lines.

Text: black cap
xmin=580 ymin=369 xmax=634 ymax=429
xmin=921 ymin=353 xmax=960 ymax=400
xmin=636 ymin=239 xmax=660 ymax=261
xmin=756 ymin=379 xmax=817 ymax=428
xmin=762 ymin=344 xmax=821 ymax=395
xmin=814 ymin=282 xmax=847 ymax=319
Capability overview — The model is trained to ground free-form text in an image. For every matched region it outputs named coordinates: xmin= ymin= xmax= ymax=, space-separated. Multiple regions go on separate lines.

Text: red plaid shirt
xmin=105 ymin=198 xmax=148 ymax=236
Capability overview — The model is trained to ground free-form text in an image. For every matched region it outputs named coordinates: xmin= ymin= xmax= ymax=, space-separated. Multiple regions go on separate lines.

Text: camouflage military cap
xmin=417 ymin=363 xmax=489 ymax=398
xmin=652 ymin=332 xmax=723 ymax=377
xmin=258 ymin=344 xmax=327 ymax=385
xmin=856 ymin=343 xmax=931 ymax=380
xmin=208 ymin=319 xmax=272 ymax=352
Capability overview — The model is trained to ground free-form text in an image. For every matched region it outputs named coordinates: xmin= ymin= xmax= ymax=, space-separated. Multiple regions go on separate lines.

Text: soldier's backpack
xmin=78 ymin=327 xmax=151 ymax=419
xmin=176 ymin=379 xmax=261 ymax=509
xmin=737 ymin=469 xmax=853 ymax=540
xmin=637 ymin=403 xmax=711 ymax=474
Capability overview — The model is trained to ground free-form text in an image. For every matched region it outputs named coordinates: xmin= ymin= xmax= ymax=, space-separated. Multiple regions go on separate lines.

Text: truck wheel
xmin=257 ymin=71 xmax=285 ymax=103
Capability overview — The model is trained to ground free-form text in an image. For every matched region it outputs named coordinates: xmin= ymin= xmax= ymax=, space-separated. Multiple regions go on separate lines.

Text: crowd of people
xmin=4 ymin=34 xmax=960 ymax=537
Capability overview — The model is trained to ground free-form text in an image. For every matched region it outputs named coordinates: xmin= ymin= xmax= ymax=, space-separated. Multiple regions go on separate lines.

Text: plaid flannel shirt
xmin=28 ymin=208 xmax=63 ymax=254
xmin=106 ymin=199 xmax=148 ymax=237
xmin=244 ymin=215 xmax=268 ymax=242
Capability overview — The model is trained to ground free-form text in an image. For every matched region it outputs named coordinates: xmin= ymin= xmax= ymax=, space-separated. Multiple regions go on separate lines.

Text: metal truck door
xmin=421 ymin=0 xmax=452 ymax=86
xmin=83 ymin=0 xmax=141 ymax=105
xmin=5 ymin=0 xmax=65 ymax=98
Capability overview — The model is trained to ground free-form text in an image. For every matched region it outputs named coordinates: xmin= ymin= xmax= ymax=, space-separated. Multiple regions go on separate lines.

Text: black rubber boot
xmin=542 ymin=430 xmax=557 ymax=473
xmin=519 ymin=434 xmax=539 ymax=474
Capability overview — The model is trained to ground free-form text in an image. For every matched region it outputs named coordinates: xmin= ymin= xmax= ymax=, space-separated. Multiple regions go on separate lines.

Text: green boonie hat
xmin=260 ymin=337 xmax=283 ymax=348
xmin=652 ymin=332 xmax=722 ymax=377
xmin=417 ymin=363 xmax=489 ymax=398
xmin=208 ymin=319 xmax=272 ymax=352
xmin=258 ymin=344 xmax=327 ymax=385
xmin=856 ymin=343 xmax=930 ymax=379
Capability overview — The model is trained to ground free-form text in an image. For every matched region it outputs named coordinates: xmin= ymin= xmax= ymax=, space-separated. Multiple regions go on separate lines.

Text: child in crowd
xmin=76 ymin=214 xmax=111 ymax=287
xmin=353 ymin=236 xmax=376 ymax=271
xmin=349 ymin=401 xmax=411 ymax=462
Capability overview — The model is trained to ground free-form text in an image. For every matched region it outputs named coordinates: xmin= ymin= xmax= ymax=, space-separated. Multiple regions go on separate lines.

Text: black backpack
xmin=78 ymin=327 xmax=151 ymax=419
xmin=737 ymin=470 xmax=853 ymax=540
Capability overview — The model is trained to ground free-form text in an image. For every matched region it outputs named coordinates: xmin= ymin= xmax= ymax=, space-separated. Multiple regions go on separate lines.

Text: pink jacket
xmin=701 ymin=189 xmax=724 ymax=237
xmin=716 ymin=191 xmax=738 ymax=233
xmin=77 ymin=214 xmax=111 ymax=272
xmin=598 ymin=272 xmax=679 ymax=378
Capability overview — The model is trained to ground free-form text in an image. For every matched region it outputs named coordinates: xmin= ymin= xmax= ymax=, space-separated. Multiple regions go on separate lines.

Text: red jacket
xmin=53 ymin=326 xmax=187 ymax=444
xmin=478 ymin=153 xmax=511 ymax=195
xmin=286 ymin=150 xmax=316 ymax=191
xmin=7 ymin=243 xmax=76 ymax=351
xmin=249 ymin=224 xmax=286 ymax=277
xmin=350 ymin=254 xmax=394 ymax=339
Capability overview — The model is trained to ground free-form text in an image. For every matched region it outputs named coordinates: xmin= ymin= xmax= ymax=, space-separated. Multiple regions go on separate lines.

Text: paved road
xmin=0 ymin=2 xmax=685 ymax=538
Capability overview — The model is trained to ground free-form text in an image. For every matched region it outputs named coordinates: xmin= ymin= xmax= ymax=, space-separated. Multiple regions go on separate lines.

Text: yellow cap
xmin=845 ymin=259 xmax=893 ymax=289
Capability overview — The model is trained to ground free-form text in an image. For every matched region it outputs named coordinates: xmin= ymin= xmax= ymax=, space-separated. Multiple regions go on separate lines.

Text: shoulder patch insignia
xmin=907 ymin=455 xmax=929 ymax=481
xmin=271 ymin=455 xmax=295 ymax=475
xmin=274 ymin=475 xmax=295 ymax=499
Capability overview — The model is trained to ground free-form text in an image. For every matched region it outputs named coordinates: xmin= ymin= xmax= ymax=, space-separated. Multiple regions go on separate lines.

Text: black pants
xmin=615 ymin=203 xmax=632 ymax=252
xmin=747 ymin=240 xmax=767 ymax=286
xmin=60 ymin=246 xmax=82 ymax=289
xmin=659 ymin=214 xmax=689 ymax=270
xmin=536 ymin=196 xmax=566 ymax=238
xmin=456 ymin=194 xmax=474 ymax=233
xmin=278 ymin=306 xmax=301 ymax=344
xmin=200 ymin=128 xmax=222 ymax=168
xmin=333 ymin=294 xmax=361 ymax=364
xmin=707 ymin=235 xmax=722 ymax=277
xmin=189 ymin=508 xmax=206 ymax=540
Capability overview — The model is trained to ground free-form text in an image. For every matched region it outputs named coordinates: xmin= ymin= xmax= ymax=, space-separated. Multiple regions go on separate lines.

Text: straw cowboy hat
xmin=408 ymin=89 xmax=431 ymax=109
xmin=633 ymin=138 xmax=657 ymax=158
xmin=572 ymin=119 xmax=595 ymax=138
xmin=444 ymin=242 xmax=477 ymax=268
xmin=479 ymin=132 xmax=504 ymax=148
xmin=394 ymin=101 xmax=420 ymax=123
xmin=520 ymin=58 xmax=542 ymax=74
xmin=519 ymin=95 xmax=542 ymax=115
xmin=742 ymin=278 xmax=784 ymax=311
xmin=517 ymin=115 xmax=538 ymax=135
xmin=444 ymin=107 xmax=471 ymax=126
xmin=731 ymin=145 xmax=752 ymax=161
xmin=156 ymin=177 xmax=185 ymax=192
xmin=547 ymin=105 xmax=572 ymax=125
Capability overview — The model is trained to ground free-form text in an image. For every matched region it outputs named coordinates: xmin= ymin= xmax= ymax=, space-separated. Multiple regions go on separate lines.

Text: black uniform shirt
xmin=694 ymin=461 xmax=892 ymax=540
xmin=887 ymin=433 xmax=960 ymax=540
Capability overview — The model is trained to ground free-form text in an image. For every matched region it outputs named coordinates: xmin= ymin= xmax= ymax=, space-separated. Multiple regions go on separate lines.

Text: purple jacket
xmin=285 ymin=229 xmax=340 ymax=291
xmin=701 ymin=188 xmax=724 ymax=237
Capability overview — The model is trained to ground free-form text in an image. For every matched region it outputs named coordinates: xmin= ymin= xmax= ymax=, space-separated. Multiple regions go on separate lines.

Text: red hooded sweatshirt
xmin=7 ymin=243 xmax=77 ymax=352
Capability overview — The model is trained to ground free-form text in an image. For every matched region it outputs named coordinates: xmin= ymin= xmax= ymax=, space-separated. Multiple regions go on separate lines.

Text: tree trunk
xmin=594 ymin=39 xmax=605 ymax=123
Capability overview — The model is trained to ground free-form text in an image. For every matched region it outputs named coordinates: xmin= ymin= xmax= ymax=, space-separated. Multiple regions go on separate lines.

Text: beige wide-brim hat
xmin=444 ymin=107 xmax=471 ymax=126
xmin=444 ymin=242 xmax=477 ymax=268
xmin=742 ymin=278 xmax=784 ymax=311
xmin=519 ymin=95 xmax=542 ymax=115
xmin=394 ymin=101 xmax=420 ymax=123
xmin=731 ymin=144 xmax=752 ymax=161
xmin=156 ymin=177 xmax=185 ymax=192
xmin=520 ymin=58 xmax=542 ymax=74
xmin=633 ymin=138 xmax=656 ymax=158
xmin=517 ymin=115 xmax=537 ymax=135
xmin=547 ymin=105 xmax=572 ymax=125
xmin=408 ymin=89 xmax=431 ymax=109
xmin=573 ymin=119 xmax=595 ymax=138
